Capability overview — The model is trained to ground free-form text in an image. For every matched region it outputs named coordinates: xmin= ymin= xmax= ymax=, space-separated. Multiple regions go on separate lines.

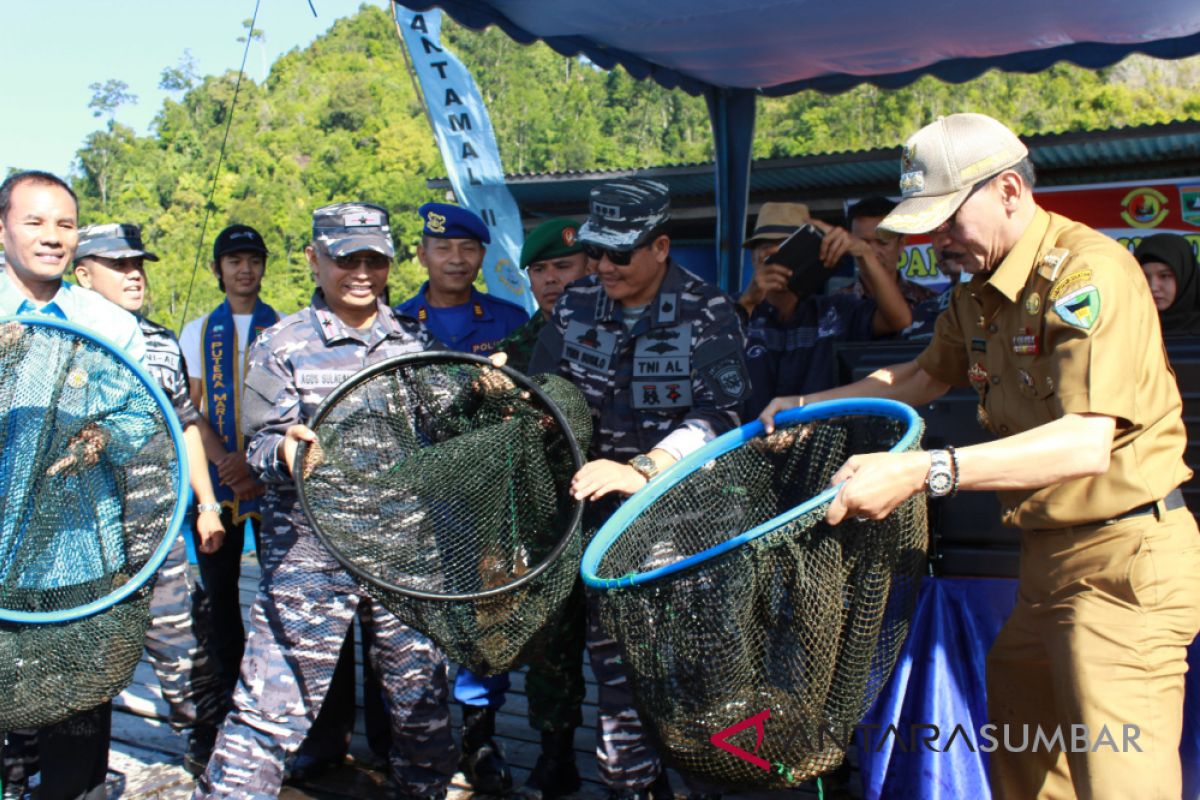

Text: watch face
xmin=928 ymin=471 xmax=953 ymax=496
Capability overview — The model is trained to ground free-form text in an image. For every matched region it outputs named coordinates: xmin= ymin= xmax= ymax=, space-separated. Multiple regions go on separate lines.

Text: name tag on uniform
xmin=633 ymin=323 xmax=692 ymax=410
xmin=296 ymin=370 xmax=357 ymax=389
xmin=563 ymin=321 xmax=618 ymax=373
xmin=145 ymin=350 xmax=180 ymax=370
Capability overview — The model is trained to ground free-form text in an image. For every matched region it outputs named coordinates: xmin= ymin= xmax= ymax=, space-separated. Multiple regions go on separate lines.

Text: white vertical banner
xmin=396 ymin=6 xmax=534 ymax=312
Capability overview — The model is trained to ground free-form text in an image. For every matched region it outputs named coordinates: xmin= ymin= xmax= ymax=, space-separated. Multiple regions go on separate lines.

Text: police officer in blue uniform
xmin=397 ymin=202 xmax=529 ymax=794
xmin=397 ymin=202 xmax=529 ymax=356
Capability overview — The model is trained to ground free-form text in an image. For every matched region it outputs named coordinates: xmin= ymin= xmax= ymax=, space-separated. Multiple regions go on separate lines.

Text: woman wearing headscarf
xmin=1135 ymin=233 xmax=1200 ymax=334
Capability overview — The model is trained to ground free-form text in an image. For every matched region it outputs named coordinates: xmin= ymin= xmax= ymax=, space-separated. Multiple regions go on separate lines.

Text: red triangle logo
xmin=709 ymin=708 xmax=772 ymax=771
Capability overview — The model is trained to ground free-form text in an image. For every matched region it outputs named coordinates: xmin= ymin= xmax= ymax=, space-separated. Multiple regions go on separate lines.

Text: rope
xmin=176 ymin=0 xmax=263 ymax=330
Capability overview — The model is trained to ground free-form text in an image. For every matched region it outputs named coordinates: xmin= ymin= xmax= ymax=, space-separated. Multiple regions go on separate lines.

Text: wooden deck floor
xmin=85 ymin=555 xmax=853 ymax=799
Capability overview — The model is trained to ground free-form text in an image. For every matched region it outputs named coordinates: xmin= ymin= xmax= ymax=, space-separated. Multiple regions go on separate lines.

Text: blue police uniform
xmin=396 ymin=284 xmax=529 ymax=357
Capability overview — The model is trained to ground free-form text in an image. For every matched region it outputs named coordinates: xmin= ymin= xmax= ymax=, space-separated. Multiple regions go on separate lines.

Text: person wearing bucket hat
xmin=760 ymin=113 xmax=1200 ymax=800
xmin=195 ymin=201 xmax=460 ymax=800
xmin=498 ymin=217 xmax=589 ymax=375
xmin=529 ymin=179 xmax=747 ymax=800
xmin=737 ymin=201 xmax=911 ymax=418
xmin=73 ymin=221 xmax=231 ymax=776
xmin=397 ymin=202 xmax=529 ymax=359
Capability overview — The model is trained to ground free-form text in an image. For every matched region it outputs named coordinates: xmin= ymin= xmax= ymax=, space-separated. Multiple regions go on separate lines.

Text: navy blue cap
xmin=213 ymin=224 xmax=269 ymax=261
xmin=419 ymin=202 xmax=491 ymax=244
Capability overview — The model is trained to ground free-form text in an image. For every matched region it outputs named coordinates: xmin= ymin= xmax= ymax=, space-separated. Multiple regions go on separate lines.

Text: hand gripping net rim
xmin=0 ymin=315 xmax=190 ymax=625
xmin=581 ymin=398 xmax=923 ymax=588
xmin=295 ymin=350 xmax=587 ymax=602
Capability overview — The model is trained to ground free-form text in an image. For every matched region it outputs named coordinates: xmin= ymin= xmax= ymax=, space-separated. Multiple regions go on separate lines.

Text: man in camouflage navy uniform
xmin=529 ymin=180 xmax=748 ymax=800
xmin=496 ymin=217 xmax=590 ymax=798
xmin=194 ymin=203 xmax=457 ymax=799
xmin=72 ymin=222 xmax=230 ymax=776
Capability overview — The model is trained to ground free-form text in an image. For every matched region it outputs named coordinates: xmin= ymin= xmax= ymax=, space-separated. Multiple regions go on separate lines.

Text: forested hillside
xmin=37 ymin=4 xmax=1200 ymax=329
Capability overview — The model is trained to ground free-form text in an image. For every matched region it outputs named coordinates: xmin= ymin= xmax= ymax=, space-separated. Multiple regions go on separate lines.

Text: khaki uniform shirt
xmin=917 ymin=207 xmax=1191 ymax=529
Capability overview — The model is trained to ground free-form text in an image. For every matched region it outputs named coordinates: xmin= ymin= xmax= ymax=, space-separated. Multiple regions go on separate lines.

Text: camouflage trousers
xmin=525 ymin=577 xmax=586 ymax=733
xmin=586 ymin=593 xmax=664 ymax=791
xmin=145 ymin=533 xmax=226 ymax=733
xmin=193 ymin=558 xmax=456 ymax=799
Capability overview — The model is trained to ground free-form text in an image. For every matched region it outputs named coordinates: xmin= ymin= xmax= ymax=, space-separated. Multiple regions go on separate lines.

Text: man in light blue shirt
xmin=0 ymin=170 xmax=148 ymax=800
xmin=0 ymin=171 xmax=144 ymax=361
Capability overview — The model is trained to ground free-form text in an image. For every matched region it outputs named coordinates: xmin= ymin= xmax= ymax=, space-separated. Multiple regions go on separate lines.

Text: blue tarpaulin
xmin=395 ymin=0 xmax=1200 ymax=291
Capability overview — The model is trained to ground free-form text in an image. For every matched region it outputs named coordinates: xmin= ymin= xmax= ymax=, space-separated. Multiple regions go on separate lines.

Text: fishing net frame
xmin=0 ymin=316 xmax=189 ymax=731
xmin=581 ymin=398 xmax=927 ymax=790
xmin=295 ymin=350 xmax=588 ymax=673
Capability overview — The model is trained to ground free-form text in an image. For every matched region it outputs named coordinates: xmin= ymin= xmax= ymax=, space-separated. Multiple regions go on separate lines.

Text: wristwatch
xmin=628 ymin=454 xmax=659 ymax=481
xmin=197 ymin=502 xmax=222 ymax=514
xmin=925 ymin=450 xmax=954 ymax=498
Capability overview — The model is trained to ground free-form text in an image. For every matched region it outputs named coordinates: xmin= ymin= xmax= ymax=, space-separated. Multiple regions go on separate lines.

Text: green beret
xmin=520 ymin=217 xmax=584 ymax=268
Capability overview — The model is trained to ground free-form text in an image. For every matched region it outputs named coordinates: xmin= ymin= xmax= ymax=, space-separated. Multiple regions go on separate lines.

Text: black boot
xmin=516 ymin=729 xmax=581 ymax=799
xmin=460 ymin=705 xmax=512 ymax=795
xmin=183 ymin=723 xmax=218 ymax=778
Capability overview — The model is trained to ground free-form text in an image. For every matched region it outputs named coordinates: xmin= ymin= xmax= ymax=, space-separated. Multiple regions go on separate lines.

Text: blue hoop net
xmin=582 ymin=399 xmax=928 ymax=789
xmin=0 ymin=317 xmax=187 ymax=730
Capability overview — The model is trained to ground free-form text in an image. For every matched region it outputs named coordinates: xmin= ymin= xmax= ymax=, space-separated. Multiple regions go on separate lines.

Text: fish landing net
xmin=581 ymin=399 xmax=927 ymax=790
xmin=297 ymin=352 xmax=591 ymax=675
xmin=0 ymin=317 xmax=188 ymax=731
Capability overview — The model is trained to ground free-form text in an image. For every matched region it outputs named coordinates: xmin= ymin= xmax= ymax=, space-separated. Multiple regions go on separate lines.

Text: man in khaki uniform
xmin=759 ymin=112 xmax=1200 ymax=799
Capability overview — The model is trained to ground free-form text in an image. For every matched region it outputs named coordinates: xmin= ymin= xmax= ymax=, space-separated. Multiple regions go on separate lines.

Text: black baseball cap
xmin=213 ymin=224 xmax=269 ymax=261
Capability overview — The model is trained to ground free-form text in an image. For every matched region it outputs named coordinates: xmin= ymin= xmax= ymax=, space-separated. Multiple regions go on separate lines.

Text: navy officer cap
xmin=313 ymin=202 xmax=395 ymax=258
xmin=419 ymin=202 xmax=491 ymax=244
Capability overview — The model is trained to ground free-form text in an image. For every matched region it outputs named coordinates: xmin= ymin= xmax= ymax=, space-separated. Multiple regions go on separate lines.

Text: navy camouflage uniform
xmin=194 ymin=292 xmax=457 ymax=799
xmin=529 ymin=261 xmax=748 ymax=791
xmin=138 ymin=315 xmax=227 ymax=737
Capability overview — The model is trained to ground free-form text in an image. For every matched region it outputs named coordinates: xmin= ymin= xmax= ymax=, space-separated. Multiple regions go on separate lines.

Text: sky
xmin=2 ymin=0 xmax=389 ymax=178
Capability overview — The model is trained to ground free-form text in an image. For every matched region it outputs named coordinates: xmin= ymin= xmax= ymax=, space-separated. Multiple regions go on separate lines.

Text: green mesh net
xmin=298 ymin=353 xmax=592 ymax=675
xmin=585 ymin=402 xmax=927 ymax=790
xmin=0 ymin=318 xmax=186 ymax=731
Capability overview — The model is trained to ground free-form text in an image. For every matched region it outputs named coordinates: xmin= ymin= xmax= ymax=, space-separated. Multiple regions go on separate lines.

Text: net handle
xmin=0 ymin=315 xmax=191 ymax=624
xmin=296 ymin=349 xmax=587 ymax=602
xmin=580 ymin=397 xmax=923 ymax=591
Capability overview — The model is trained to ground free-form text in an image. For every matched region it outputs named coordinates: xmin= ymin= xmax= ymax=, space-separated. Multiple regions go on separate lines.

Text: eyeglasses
xmin=583 ymin=238 xmax=656 ymax=267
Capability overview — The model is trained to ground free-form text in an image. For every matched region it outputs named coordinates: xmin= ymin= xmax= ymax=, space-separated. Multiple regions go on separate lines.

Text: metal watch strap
xmin=925 ymin=449 xmax=954 ymax=498
xmin=197 ymin=502 xmax=222 ymax=514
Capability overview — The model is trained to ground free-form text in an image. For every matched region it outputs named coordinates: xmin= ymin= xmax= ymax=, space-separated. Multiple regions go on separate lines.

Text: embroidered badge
xmin=1053 ymin=285 xmax=1101 ymax=330
xmin=426 ymin=211 xmax=447 ymax=233
xmin=1025 ymin=293 xmax=1041 ymax=315
xmin=347 ymin=210 xmax=383 ymax=227
xmin=1048 ymin=269 xmax=1093 ymax=302
xmin=562 ymin=226 xmax=577 ymax=246
xmin=900 ymin=171 xmax=925 ymax=195
xmin=967 ymin=362 xmax=988 ymax=386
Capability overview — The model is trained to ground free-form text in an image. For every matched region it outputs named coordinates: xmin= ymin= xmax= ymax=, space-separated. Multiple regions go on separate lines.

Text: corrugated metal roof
xmin=428 ymin=120 xmax=1200 ymax=211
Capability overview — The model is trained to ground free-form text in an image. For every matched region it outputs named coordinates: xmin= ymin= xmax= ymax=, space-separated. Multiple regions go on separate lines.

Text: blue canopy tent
xmin=395 ymin=0 xmax=1200 ymax=293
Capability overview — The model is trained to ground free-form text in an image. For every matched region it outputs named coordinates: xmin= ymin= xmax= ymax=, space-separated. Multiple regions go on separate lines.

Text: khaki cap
xmin=744 ymin=202 xmax=811 ymax=248
xmin=879 ymin=113 xmax=1028 ymax=236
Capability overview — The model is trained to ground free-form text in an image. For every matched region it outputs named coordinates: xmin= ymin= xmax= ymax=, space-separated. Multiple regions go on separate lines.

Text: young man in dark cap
xmin=73 ymin=222 xmax=228 ymax=775
xmin=178 ymin=224 xmax=279 ymax=705
xmin=397 ymin=201 xmax=530 ymax=794
xmin=760 ymin=112 xmax=1200 ymax=800
xmin=195 ymin=202 xmax=456 ymax=800
xmin=500 ymin=217 xmax=589 ymax=373
xmin=398 ymin=202 xmax=529 ymax=356
xmin=530 ymin=179 xmax=748 ymax=800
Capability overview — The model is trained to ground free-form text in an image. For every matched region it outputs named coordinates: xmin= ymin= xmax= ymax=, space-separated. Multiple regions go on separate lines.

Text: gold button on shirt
xmin=917 ymin=207 xmax=1191 ymax=529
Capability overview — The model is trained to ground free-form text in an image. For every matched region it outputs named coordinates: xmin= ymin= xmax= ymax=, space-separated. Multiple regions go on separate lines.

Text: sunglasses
xmin=582 ymin=236 xmax=658 ymax=266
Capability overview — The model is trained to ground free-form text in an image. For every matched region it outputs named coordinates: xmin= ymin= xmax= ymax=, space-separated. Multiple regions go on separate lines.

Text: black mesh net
xmin=0 ymin=319 xmax=184 ymax=731
xmin=590 ymin=409 xmax=927 ymax=790
xmin=298 ymin=353 xmax=591 ymax=675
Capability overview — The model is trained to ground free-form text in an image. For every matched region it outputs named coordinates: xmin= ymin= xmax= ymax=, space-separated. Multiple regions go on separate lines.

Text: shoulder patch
xmin=1048 ymin=269 xmax=1093 ymax=302
xmin=1052 ymin=284 xmax=1100 ymax=330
